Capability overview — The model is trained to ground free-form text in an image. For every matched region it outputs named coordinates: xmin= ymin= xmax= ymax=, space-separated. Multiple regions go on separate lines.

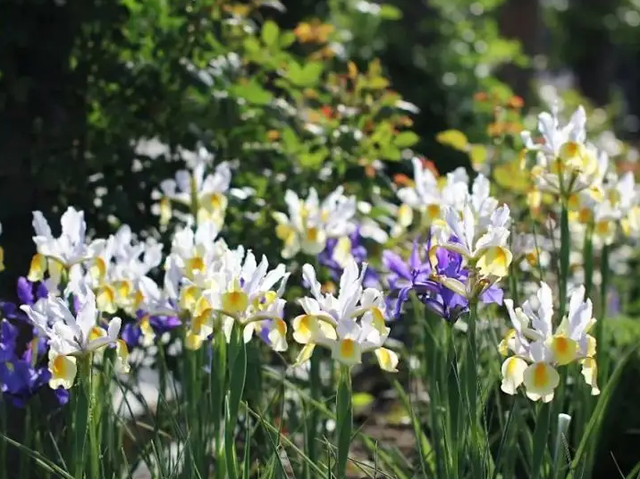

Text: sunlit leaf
xmin=469 ymin=144 xmax=488 ymax=170
xmin=394 ymin=131 xmax=420 ymax=149
xmin=352 ymin=392 xmax=375 ymax=409
xmin=287 ymin=61 xmax=324 ymax=87
xmin=436 ymin=129 xmax=469 ymax=151
xmin=244 ymin=37 xmax=261 ymax=54
xmin=261 ymin=20 xmax=280 ymax=47
xmin=379 ymin=4 xmax=403 ymax=20
xmin=494 ymin=159 xmax=530 ymax=193
xmin=279 ymin=31 xmax=296 ymax=48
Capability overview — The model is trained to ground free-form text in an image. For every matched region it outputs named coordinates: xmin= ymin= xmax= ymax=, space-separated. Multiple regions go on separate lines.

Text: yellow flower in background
xmin=293 ymin=21 xmax=334 ymax=44
xmin=272 ymin=187 xmax=359 ymax=259
xmin=494 ymin=157 xmax=531 ymax=194
xmin=155 ymin=153 xmax=232 ymax=229
xmin=395 ymin=157 xmax=469 ymax=229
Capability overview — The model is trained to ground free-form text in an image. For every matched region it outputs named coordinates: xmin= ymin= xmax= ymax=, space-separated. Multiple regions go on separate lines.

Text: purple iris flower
xmin=17 ymin=277 xmax=48 ymax=306
xmin=121 ymin=310 xmax=181 ymax=348
xmin=383 ymin=240 xmax=503 ymax=322
xmin=318 ymin=228 xmax=379 ymax=288
xmin=1 ymin=277 xmax=48 ymax=324
xmin=0 ymin=278 xmax=69 ymax=408
xmin=0 ymin=319 xmax=68 ymax=408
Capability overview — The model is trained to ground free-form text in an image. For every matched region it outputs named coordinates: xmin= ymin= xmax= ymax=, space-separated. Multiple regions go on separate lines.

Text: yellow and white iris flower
xmin=522 ymin=106 xmax=609 ymax=198
xmin=21 ymin=287 xmax=129 ymax=389
xmin=272 ymin=187 xmax=357 ymax=259
xmin=170 ymin=220 xmax=224 ymax=283
xmin=183 ymin=248 xmax=290 ymax=352
xmin=395 ymin=157 xmax=469 ymax=231
xmin=74 ymin=224 xmax=166 ymax=315
xmin=499 ymin=282 xmax=599 ymax=402
xmin=28 ymin=207 xmax=106 ymax=289
xmin=155 ymin=152 xmax=232 ymax=228
xmin=292 ymin=261 xmax=398 ymax=372
xmin=433 ymin=203 xmax=513 ymax=282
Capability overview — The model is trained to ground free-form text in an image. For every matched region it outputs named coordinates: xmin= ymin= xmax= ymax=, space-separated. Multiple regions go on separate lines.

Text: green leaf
xmin=299 ymin=149 xmax=328 ymax=169
xmin=279 ymin=31 xmax=296 ymax=49
xmin=287 ymin=61 xmax=324 ymax=87
xmin=261 ymin=20 xmax=280 ymax=47
xmin=436 ymin=129 xmax=469 ymax=151
xmin=568 ymin=347 xmax=638 ymax=478
xmin=379 ymin=4 xmax=403 ymax=20
xmin=244 ymin=37 xmax=261 ymax=55
xmin=352 ymin=392 xmax=375 ymax=409
xmin=394 ymin=131 xmax=420 ymax=149
xmin=281 ymin=127 xmax=300 ymax=153
xmin=365 ymin=76 xmax=390 ymax=90
xmin=469 ymin=144 xmax=488 ymax=169
xmin=380 ymin=144 xmax=402 ymax=161
xmin=531 ymin=403 xmax=552 ymax=479
xmin=232 ymin=80 xmax=273 ymax=105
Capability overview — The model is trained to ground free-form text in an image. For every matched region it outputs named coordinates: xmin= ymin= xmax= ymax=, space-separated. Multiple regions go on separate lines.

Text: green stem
xmin=335 ymin=366 xmax=353 ymax=479
xmin=305 ymin=349 xmax=321 ymax=479
xmin=72 ymin=357 xmax=93 ymax=479
xmin=558 ymin=202 xmax=571 ymax=317
xmin=531 ymin=403 xmax=552 ymax=479
xmin=583 ymin=226 xmax=594 ymax=299
xmin=185 ymin=344 xmax=203 ymax=477
xmin=550 ymin=201 xmax=571 ymax=468
xmin=575 ymin=226 xmax=594 ymax=448
xmin=465 ymin=299 xmax=484 ymax=478
xmin=88 ymin=361 xmax=101 ymax=479
xmin=597 ymin=244 xmax=609 ymax=379
xmin=19 ymin=406 xmax=32 ymax=477
xmin=225 ymin=325 xmax=247 ymax=479
xmin=213 ymin=328 xmax=227 ymax=479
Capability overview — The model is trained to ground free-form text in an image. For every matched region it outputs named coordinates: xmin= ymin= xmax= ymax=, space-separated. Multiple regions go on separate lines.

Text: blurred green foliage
xmin=0 ymin=0 xmax=528 ymax=288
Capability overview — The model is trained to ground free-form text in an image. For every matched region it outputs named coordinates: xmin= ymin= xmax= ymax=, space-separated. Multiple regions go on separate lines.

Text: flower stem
xmin=335 ymin=365 xmax=353 ymax=479
xmin=87 ymin=366 xmax=101 ymax=479
xmin=552 ymin=201 xmax=571 ymax=466
xmin=465 ymin=299 xmax=484 ymax=478
xmin=558 ymin=202 xmax=571 ymax=317
xmin=72 ymin=356 xmax=94 ymax=479
xmin=305 ymin=351 xmax=321 ymax=479
xmin=583 ymin=226 xmax=594 ymax=298
xmin=597 ymin=244 xmax=610 ymax=379
xmin=225 ymin=324 xmax=247 ymax=479
xmin=212 ymin=326 xmax=228 ymax=479
xmin=19 ymin=406 xmax=31 ymax=476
